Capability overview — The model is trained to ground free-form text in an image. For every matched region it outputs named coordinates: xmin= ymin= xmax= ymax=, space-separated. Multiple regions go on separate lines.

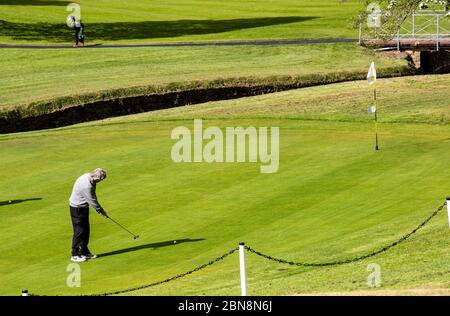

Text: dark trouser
xmin=74 ymin=28 xmax=84 ymax=45
xmin=70 ymin=206 xmax=90 ymax=256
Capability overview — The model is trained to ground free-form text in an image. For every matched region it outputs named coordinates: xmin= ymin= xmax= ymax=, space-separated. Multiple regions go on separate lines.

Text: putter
xmin=107 ymin=215 xmax=139 ymax=240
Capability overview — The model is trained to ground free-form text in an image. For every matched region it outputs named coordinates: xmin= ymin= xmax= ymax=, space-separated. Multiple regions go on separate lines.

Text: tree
xmin=361 ymin=0 xmax=448 ymax=39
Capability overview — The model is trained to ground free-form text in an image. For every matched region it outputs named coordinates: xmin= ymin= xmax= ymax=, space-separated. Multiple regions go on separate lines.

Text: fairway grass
xmin=1 ymin=75 xmax=449 ymax=296
xmin=0 ymin=0 xmax=362 ymax=45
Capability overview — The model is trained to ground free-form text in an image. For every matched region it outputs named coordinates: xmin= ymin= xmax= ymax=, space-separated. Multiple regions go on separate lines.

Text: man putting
xmin=69 ymin=168 xmax=108 ymax=262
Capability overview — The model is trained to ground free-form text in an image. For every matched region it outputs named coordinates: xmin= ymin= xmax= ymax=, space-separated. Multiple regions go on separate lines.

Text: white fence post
xmin=239 ymin=242 xmax=247 ymax=296
xmin=446 ymin=198 xmax=450 ymax=229
xmin=358 ymin=15 xmax=363 ymax=45
xmin=436 ymin=15 xmax=440 ymax=51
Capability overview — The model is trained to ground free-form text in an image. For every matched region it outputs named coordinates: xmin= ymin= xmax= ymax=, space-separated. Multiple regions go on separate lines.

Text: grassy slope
xmin=0 ymin=0 xmax=361 ymax=44
xmin=1 ymin=74 xmax=449 ymax=296
xmin=0 ymin=44 xmax=409 ymax=112
xmin=113 ymin=74 xmax=449 ymax=125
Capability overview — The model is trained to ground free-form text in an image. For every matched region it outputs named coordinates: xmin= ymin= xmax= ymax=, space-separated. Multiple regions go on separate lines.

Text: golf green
xmin=1 ymin=75 xmax=449 ymax=296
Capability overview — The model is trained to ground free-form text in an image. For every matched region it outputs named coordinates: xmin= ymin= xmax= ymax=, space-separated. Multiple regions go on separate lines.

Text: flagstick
xmin=374 ymin=88 xmax=379 ymax=151
xmin=367 ymin=61 xmax=378 ymax=151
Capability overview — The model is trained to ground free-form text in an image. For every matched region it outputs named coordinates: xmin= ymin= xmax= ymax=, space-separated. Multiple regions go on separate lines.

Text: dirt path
xmin=0 ymin=38 xmax=358 ymax=49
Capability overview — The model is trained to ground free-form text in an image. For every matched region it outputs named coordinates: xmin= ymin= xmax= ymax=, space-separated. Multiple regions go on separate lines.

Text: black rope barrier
xmin=27 ymin=200 xmax=446 ymax=296
xmin=88 ymin=247 xmax=239 ymax=296
xmin=245 ymin=201 xmax=447 ymax=267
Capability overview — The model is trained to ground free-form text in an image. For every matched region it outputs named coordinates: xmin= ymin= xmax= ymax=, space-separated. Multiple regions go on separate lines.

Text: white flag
xmin=368 ymin=105 xmax=377 ymax=113
xmin=367 ymin=62 xmax=377 ymax=85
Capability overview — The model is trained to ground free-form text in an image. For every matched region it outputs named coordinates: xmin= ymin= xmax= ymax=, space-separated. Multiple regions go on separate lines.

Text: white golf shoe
xmin=81 ymin=253 xmax=97 ymax=259
xmin=71 ymin=256 xmax=87 ymax=262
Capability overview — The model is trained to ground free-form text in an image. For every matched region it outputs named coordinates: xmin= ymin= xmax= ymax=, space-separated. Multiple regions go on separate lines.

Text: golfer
xmin=69 ymin=168 xmax=108 ymax=262
xmin=70 ymin=16 xmax=85 ymax=47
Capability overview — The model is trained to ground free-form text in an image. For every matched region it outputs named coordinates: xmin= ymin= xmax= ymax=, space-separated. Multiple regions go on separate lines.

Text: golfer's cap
xmin=91 ymin=168 xmax=107 ymax=181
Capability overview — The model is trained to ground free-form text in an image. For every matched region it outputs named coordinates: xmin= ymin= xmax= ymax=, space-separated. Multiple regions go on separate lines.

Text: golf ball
xmin=173 ymin=240 xmax=177 ymax=244
xmin=9 ymin=200 xmax=12 ymax=203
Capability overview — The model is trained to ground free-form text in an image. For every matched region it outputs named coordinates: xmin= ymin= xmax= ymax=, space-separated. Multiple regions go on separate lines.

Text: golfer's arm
xmin=82 ymin=188 xmax=103 ymax=213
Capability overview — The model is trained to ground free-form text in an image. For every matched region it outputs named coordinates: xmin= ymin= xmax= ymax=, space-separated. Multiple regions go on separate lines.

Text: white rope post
xmin=239 ymin=242 xmax=247 ymax=296
xmin=446 ymin=197 xmax=450 ymax=229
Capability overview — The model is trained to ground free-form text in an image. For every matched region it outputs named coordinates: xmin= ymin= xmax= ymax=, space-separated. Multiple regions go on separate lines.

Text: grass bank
xmin=0 ymin=44 xmax=411 ymax=120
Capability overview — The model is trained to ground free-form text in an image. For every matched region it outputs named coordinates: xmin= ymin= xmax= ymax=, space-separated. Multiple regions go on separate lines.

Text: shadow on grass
xmin=0 ymin=0 xmax=70 ymax=5
xmin=97 ymin=238 xmax=206 ymax=258
xmin=0 ymin=16 xmax=316 ymax=42
xmin=0 ymin=198 xmax=43 ymax=206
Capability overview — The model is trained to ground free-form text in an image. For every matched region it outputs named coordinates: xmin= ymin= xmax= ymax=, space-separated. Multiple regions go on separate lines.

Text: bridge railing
xmin=397 ymin=11 xmax=450 ymax=50
xmin=360 ymin=10 xmax=450 ymax=51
